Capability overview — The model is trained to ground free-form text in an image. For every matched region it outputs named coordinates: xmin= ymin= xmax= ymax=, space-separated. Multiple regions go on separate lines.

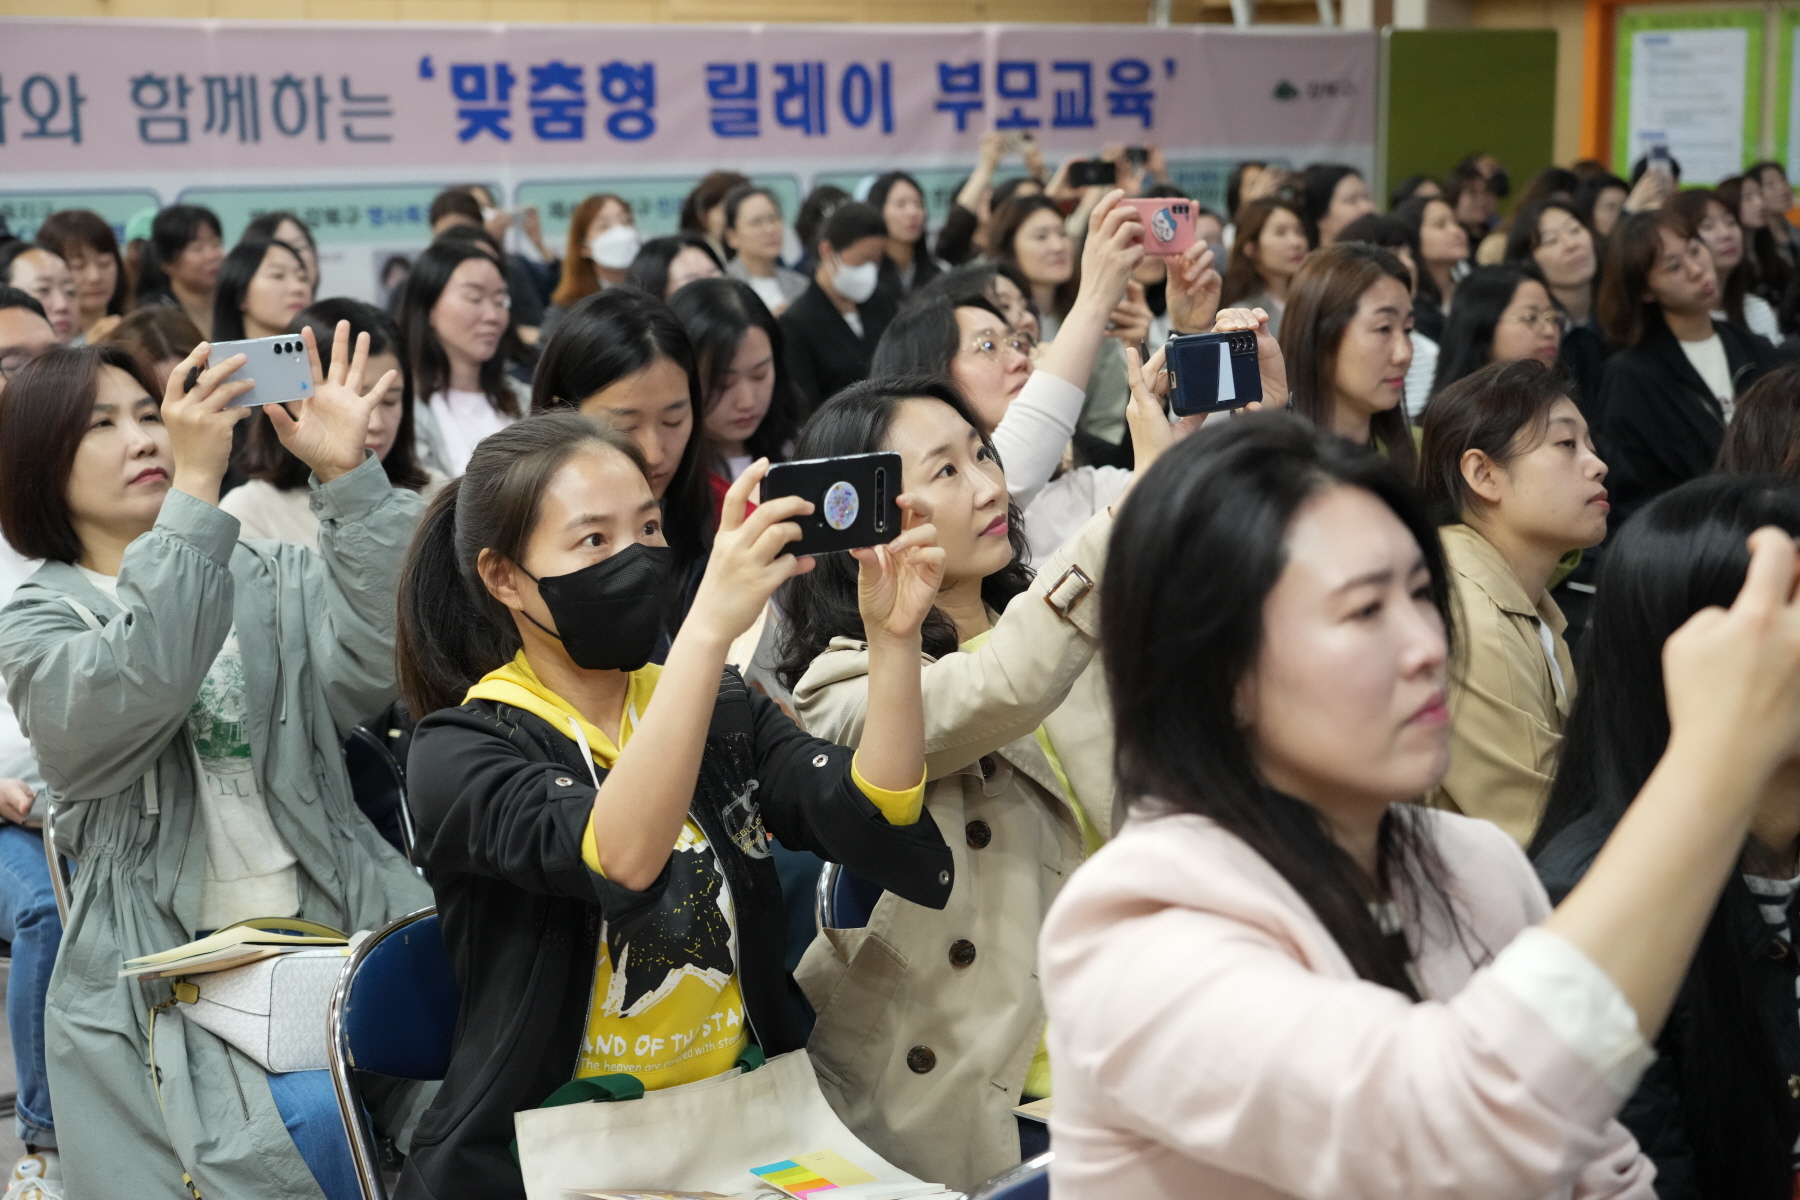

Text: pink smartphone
xmin=1123 ymin=198 xmax=1197 ymax=257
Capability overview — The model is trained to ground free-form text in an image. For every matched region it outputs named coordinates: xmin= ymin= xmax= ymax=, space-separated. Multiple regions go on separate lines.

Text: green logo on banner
xmin=1274 ymin=80 xmax=1300 ymax=101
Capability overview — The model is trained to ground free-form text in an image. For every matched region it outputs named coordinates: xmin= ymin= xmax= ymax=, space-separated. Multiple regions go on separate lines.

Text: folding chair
xmin=342 ymin=726 xmax=416 ymax=864
xmin=812 ymin=861 xmax=884 ymax=931
xmin=328 ymin=907 xmax=460 ymax=1200
xmin=41 ymin=802 xmax=70 ymax=926
xmin=964 ymin=1151 xmax=1053 ymax=1200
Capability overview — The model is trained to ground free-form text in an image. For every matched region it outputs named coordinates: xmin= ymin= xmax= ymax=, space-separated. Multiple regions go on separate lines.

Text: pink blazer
xmin=1039 ymin=807 xmax=1656 ymax=1200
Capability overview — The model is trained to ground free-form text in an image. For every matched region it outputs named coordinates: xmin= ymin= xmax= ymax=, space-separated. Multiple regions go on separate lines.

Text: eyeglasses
xmin=0 ymin=348 xmax=44 ymax=379
xmin=1509 ymin=309 xmax=1568 ymax=335
xmin=965 ymin=333 xmax=1035 ymax=360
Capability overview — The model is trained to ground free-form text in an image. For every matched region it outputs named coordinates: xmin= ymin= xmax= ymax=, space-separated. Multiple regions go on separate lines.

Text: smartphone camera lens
xmin=874 ymin=469 xmax=888 ymax=532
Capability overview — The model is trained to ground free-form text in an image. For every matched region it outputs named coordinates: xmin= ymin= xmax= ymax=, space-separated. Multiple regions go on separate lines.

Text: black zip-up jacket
xmin=395 ymin=668 xmax=953 ymax=1200
xmin=1537 ymin=810 xmax=1800 ymax=1199
xmin=1595 ymin=309 xmax=1776 ymax=531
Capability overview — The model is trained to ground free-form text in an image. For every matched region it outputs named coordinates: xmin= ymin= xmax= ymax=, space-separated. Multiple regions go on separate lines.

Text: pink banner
xmin=0 ymin=18 xmax=1376 ymax=174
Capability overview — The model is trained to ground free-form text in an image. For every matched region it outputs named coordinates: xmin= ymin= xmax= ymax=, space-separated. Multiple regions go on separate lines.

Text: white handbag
xmin=174 ymin=943 xmax=355 ymax=1073
xmin=514 ymin=1049 xmax=954 ymax=1200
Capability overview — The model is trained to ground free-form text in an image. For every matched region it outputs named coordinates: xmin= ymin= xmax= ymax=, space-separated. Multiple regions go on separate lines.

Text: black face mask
xmin=521 ymin=542 xmax=673 ymax=672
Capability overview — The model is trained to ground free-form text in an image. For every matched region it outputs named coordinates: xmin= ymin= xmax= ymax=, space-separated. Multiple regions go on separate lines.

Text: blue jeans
xmin=0 ymin=823 xmax=60 ymax=1148
xmin=267 ymin=1070 xmax=359 ymax=1200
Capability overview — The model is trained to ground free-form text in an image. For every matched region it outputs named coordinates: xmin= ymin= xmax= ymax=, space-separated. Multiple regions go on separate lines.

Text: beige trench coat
xmin=791 ymin=509 xmax=1119 ymax=1192
xmin=1427 ymin=523 xmax=1577 ymax=846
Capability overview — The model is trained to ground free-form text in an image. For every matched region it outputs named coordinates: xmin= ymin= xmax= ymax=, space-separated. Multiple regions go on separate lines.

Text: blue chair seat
xmin=329 ymin=907 xmax=460 ymax=1198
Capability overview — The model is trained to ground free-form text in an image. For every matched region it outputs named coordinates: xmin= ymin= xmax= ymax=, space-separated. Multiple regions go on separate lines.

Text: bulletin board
xmin=1378 ymin=29 xmax=1557 ymax=213
xmin=1777 ymin=7 xmax=1800 ymax=175
xmin=1613 ymin=7 xmax=1762 ymax=183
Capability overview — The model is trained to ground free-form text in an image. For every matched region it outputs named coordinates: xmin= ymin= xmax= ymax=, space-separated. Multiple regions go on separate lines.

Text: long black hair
xmin=668 ymin=277 xmax=804 ymax=465
xmin=398 ymin=236 xmax=522 ymax=419
xmin=775 ymin=374 xmax=1032 ymax=688
xmin=210 ymin=236 xmax=305 ymax=341
xmin=1104 ymin=412 xmax=1461 ymax=999
xmin=531 ymin=288 xmax=712 ymax=580
xmin=238 ymin=298 xmax=431 ymax=492
xmin=397 ymin=411 xmax=647 ymax=717
xmin=1430 ymin=264 xmax=1551 ymax=397
xmin=867 ymin=171 xmax=939 ymax=290
xmin=1531 ymin=474 xmax=1800 ymax=1200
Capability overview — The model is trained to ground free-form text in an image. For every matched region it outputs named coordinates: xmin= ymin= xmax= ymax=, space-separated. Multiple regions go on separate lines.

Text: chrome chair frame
xmin=327 ymin=905 xmax=442 ymax=1200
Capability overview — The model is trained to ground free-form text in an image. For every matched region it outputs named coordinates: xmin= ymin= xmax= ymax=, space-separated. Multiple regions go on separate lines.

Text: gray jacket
xmin=0 ymin=456 xmax=433 ymax=1199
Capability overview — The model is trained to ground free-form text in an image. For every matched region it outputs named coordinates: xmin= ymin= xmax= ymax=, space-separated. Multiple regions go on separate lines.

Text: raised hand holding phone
xmin=850 ymin=499 xmax=943 ymax=794
xmin=264 ymin=321 xmax=398 ymax=485
xmin=688 ymin=458 xmax=817 ymax=649
xmin=164 ymin=341 xmax=254 ymax=507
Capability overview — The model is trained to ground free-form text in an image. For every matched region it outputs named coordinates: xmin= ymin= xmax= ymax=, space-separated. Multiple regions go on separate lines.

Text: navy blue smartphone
xmin=760 ymin=452 xmax=903 ymax=557
xmin=1166 ymin=329 xmax=1263 ymax=416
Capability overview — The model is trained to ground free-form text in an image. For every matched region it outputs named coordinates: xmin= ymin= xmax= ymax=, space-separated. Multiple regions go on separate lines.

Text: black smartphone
xmin=1068 ymin=159 xmax=1117 ymax=188
xmin=1167 ymin=330 xmax=1263 ymax=416
xmin=1123 ymin=145 xmax=1149 ymax=167
xmin=760 ymin=452 xmax=903 ymax=557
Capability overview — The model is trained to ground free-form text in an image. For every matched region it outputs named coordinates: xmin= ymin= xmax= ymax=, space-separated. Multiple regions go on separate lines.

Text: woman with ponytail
xmin=391 ymin=410 xmax=954 ymax=1200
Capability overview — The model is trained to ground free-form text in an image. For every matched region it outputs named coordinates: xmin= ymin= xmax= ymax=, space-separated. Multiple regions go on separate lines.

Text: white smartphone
xmin=185 ymin=335 xmax=314 ymax=409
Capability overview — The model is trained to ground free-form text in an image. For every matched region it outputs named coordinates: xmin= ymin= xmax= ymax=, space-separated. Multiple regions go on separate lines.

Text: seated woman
xmin=1596 ymin=210 xmax=1777 ymax=530
xmin=209 ymin=235 xmax=311 ymax=341
xmin=871 ymin=191 xmax=1149 ymax=559
xmin=1280 ymin=242 xmax=1418 ymax=477
xmin=1392 ymin=194 xmax=1469 ymax=342
xmin=398 ymin=236 xmax=529 ymax=478
xmin=667 ymin=278 xmax=804 ymax=502
xmin=627 ymin=234 xmax=724 ymax=302
xmin=722 ymin=185 xmax=809 ymax=316
xmin=1418 ymin=358 xmax=1609 ymax=845
xmin=1431 ymin=265 xmax=1565 ymax=399
xmin=1533 ymin=474 xmax=1800 ymax=1200
xmin=1718 ymin=364 xmax=1800 ymax=476
xmin=0 ymin=330 xmax=431 ymax=1199
xmin=532 ymin=289 xmax=715 ymax=625
xmin=1505 ymin=199 xmax=1605 ymax=413
xmin=776 ymin=368 xmax=1179 ymax=1192
xmin=1669 ymin=187 xmax=1783 ymax=345
xmin=224 ymin=298 xmax=443 ymax=548
xmin=542 ymin=192 xmax=638 ymax=341
xmin=1219 ymin=196 xmax=1310 ymax=338
xmin=1042 ymin=410 xmax=1800 ymax=1198
xmin=391 ymin=412 xmax=951 ymax=1198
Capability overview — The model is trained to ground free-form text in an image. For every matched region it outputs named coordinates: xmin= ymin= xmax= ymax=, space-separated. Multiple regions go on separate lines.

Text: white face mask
xmin=589 ymin=223 xmax=643 ymax=271
xmin=831 ymin=254 xmax=880 ymax=304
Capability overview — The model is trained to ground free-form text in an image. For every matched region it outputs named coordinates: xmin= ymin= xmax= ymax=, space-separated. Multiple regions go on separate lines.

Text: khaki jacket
xmin=1428 ymin=524 xmax=1575 ymax=846
xmin=792 ymin=509 xmax=1118 ymax=1193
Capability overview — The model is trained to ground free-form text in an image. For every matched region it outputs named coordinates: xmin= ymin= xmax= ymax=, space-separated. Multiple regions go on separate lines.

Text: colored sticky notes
xmin=748 ymin=1150 xmax=877 ymax=1197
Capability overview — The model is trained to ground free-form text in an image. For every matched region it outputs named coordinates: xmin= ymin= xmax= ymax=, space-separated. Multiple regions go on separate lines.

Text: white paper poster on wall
xmin=1787 ymin=26 xmax=1800 ymax=178
xmin=1628 ymin=27 xmax=1746 ymax=183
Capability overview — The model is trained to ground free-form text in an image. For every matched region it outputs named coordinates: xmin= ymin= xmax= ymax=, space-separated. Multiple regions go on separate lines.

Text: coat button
xmin=554 ymin=777 xmax=573 ymax=787
xmin=978 ymin=755 xmax=996 ymax=779
xmin=1789 ymin=1074 xmax=1800 ymax=1100
xmin=1770 ymin=937 xmax=1792 ymax=961
xmin=813 ymin=754 xmax=829 ymax=768
xmin=965 ymin=820 xmax=992 ymax=849
xmin=949 ymin=939 xmax=977 ymax=968
xmin=906 ymin=1046 xmax=936 ymax=1073
xmin=937 ymin=870 xmax=950 ymax=886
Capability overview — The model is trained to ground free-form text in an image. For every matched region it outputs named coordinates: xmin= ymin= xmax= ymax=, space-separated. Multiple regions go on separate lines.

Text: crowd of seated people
xmin=2 ymin=139 xmax=1800 ymax=1200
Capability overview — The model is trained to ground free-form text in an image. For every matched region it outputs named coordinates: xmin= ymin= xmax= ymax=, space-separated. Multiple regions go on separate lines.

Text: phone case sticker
xmin=823 ymin=481 xmax=860 ymax=531
xmin=1150 ymin=207 xmax=1177 ymax=245
xmin=1215 ymin=340 xmax=1236 ymax=407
